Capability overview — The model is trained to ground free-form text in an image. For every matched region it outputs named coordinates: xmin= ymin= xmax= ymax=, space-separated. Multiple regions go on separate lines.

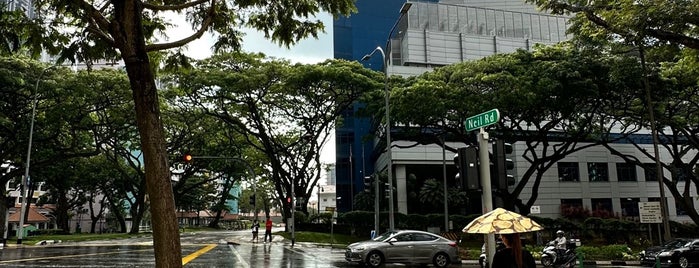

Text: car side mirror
xmin=388 ymin=238 xmax=398 ymax=243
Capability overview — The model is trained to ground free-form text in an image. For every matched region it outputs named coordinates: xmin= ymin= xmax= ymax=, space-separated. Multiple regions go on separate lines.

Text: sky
xmin=169 ymin=12 xmax=337 ymax=165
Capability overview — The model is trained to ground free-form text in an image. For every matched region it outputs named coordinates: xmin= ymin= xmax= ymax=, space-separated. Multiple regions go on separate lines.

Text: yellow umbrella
xmin=463 ymin=208 xmax=544 ymax=234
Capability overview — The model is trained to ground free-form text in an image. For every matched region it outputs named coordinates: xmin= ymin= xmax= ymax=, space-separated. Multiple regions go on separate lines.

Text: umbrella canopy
xmin=463 ymin=207 xmax=544 ymax=234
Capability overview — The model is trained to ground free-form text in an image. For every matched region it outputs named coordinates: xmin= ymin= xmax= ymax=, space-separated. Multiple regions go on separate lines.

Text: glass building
xmin=333 ymin=0 xmax=570 ymax=213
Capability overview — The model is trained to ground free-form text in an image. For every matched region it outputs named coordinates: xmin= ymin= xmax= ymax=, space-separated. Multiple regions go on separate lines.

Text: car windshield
xmin=373 ymin=231 xmax=398 ymax=241
xmin=664 ymin=239 xmax=690 ymax=249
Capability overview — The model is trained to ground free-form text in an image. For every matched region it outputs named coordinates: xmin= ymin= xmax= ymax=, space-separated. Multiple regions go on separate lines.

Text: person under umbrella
xmin=463 ymin=208 xmax=544 ymax=268
xmin=491 ymin=233 xmax=536 ymax=268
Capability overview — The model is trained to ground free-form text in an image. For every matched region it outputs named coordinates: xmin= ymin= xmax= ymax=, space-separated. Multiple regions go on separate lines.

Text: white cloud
xmin=168 ymin=12 xmax=333 ymax=64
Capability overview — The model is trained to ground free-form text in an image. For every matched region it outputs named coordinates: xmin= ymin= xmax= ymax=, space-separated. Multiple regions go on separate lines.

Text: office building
xmin=333 ymin=0 xmax=697 ymax=224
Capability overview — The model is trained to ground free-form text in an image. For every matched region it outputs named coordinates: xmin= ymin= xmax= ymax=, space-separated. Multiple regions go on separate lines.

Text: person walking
xmin=264 ymin=217 xmax=273 ymax=243
xmin=251 ymin=220 xmax=260 ymax=243
xmin=491 ymin=233 xmax=536 ymax=268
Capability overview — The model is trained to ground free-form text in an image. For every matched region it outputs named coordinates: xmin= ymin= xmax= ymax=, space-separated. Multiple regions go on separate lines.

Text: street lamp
xmin=19 ymin=65 xmax=57 ymax=244
xmin=317 ymin=185 xmax=323 ymax=217
xmin=360 ymin=2 xmax=412 ymax=232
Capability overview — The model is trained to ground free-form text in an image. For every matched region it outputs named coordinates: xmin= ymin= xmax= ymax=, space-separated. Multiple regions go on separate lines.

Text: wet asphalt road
xmin=0 ymin=229 xmax=424 ymax=267
xmin=0 ymin=229 xmax=637 ymax=267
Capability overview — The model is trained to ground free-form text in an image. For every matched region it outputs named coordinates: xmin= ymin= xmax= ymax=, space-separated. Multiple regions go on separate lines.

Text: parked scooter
xmin=541 ymin=239 xmax=580 ymax=268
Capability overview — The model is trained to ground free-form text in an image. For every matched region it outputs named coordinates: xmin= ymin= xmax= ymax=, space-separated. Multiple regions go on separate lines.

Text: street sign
xmin=465 ymin=109 xmax=500 ymax=131
xmin=639 ymin=201 xmax=662 ymax=223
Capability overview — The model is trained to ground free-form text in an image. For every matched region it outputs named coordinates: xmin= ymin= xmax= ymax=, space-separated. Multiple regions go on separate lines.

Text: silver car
xmin=345 ymin=230 xmax=460 ymax=267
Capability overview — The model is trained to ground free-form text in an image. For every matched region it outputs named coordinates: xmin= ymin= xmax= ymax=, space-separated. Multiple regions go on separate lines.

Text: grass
xmin=276 ymin=231 xmax=365 ymax=247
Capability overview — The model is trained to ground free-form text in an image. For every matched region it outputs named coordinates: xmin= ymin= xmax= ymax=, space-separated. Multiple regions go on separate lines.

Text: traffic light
xmin=183 ymin=153 xmax=193 ymax=163
xmin=286 ymin=196 xmax=292 ymax=204
xmin=249 ymin=194 xmax=256 ymax=206
xmin=492 ymin=140 xmax=515 ymax=189
xmin=384 ymin=183 xmax=391 ymax=199
xmin=363 ymin=176 xmax=373 ymax=193
xmin=295 ymin=197 xmax=304 ymax=210
xmin=454 ymin=146 xmax=479 ymax=190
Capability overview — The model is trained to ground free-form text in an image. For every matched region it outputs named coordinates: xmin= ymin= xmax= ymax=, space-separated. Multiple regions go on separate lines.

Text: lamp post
xmin=362 ymin=47 xmax=395 ymax=231
xmin=360 ymin=2 xmax=412 ymax=232
xmin=19 ymin=65 xmax=57 ymax=244
xmin=317 ymin=185 xmax=323 ymax=220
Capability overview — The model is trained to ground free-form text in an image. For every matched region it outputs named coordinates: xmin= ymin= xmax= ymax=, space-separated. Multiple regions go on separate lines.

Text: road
xmin=0 ymin=229 xmax=638 ymax=267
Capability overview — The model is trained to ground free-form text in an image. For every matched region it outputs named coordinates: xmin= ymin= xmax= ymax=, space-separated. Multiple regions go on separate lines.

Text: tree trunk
xmin=111 ymin=1 xmax=182 ymax=267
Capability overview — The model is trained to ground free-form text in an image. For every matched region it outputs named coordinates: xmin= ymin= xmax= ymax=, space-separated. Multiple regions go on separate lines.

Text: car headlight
xmin=352 ymin=247 xmax=366 ymax=251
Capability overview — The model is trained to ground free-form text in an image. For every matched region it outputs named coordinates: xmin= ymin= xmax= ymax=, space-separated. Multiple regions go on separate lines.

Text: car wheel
xmin=365 ymin=251 xmax=384 ymax=267
xmin=679 ymin=256 xmax=689 ymax=268
xmin=541 ymin=256 xmax=553 ymax=267
xmin=433 ymin=252 xmax=450 ymax=268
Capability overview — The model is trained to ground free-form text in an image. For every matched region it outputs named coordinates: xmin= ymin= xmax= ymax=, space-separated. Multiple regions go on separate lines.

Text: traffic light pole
xmin=374 ymin=175 xmax=380 ymax=237
xmin=478 ymin=129 xmax=496 ymax=268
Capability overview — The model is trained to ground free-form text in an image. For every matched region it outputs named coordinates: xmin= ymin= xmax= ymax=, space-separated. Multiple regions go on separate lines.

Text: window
xmin=616 ymin=163 xmax=637 ymax=181
xmin=560 ymin=199 xmax=584 ymax=218
xmin=588 ymin=163 xmax=609 ymax=182
xmin=643 ymin=163 xmax=662 ymax=181
xmin=676 ymin=199 xmax=687 ymax=216
xmin=591 ymin=198 xmax=613 ymax=217
xmin=620 ymin=198 xmax=639 ymax=217
xmin=413 ymin=233 xmax=437 ymax=242
xmin=558 ymin=162 xmax=579 ymax=182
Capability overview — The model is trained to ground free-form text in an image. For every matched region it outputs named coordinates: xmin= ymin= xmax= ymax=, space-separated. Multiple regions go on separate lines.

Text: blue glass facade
xmin=333 ymin=0 xmax=404 ymax=213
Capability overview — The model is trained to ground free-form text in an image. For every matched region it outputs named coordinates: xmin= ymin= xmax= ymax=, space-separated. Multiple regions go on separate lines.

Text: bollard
xmin=577 ymin=252 xmax=585 ymax=268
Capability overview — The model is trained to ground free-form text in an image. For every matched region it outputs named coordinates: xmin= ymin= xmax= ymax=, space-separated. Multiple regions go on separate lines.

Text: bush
xmin=577 ymin=245 xmax=632 ymax=260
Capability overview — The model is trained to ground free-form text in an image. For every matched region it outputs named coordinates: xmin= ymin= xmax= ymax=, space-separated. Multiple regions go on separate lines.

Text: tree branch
xmin=75 ymin=0 xmax=114 ymax=45
xmin=142 ymin=0 xmax=210 ymax=11
xmin=145 ymin=1 xmax=216 ymax=52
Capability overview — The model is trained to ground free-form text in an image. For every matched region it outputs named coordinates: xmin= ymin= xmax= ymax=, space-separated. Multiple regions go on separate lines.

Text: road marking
xmin=0 ymin=248 xmax=152 ymax=263
xmin=229 ymin=244 xmax=250 ymax=268
xmin=182 ymin=244 xmax=217 ymax=265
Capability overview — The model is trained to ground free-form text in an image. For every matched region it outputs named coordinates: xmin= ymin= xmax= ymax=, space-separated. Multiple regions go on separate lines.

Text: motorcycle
xmin=541 ymin=239 xmax=579 ymax=268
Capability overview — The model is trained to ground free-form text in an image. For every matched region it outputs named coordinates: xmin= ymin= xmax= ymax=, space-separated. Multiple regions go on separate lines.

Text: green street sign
xmin=465 ymin=109 xmax=500 ymax=131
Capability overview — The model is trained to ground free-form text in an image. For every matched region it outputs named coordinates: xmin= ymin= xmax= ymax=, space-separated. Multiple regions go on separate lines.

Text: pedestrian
xmin=491 ymin=233 xmax=536 ymax=268
xmin=264 ymin=217 xmax=273 ymax=243
xmin=251 ymin=219 xmax=260 ymax=243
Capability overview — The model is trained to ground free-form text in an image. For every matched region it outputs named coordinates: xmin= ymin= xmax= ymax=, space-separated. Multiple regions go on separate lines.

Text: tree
xmin=3 ymin=1 xmax=356 ymax=266
xmin=0 ymin=57 xmax=107 ymax=238
xmin=170 ymin=52 xmax=380 ymax=227
xmin=527 ymin=0 xmax=699 ymax=225
xmin=385 ymin=44 xmax=645 ymax=213
xmin=525 ymin=0 xmax=699 ymax=50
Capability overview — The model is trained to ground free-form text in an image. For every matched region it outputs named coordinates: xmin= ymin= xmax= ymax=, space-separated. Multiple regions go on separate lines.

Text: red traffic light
xmin=286 ymin=197 xmax=291 ymax=204
xmin=183 ymin=154 xmax=193 ymax=162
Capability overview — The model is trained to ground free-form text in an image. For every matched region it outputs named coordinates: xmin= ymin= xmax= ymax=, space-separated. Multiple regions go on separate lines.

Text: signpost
xmin=639 ymin=201 xmax=662 ymax=223
xmin=464 ymin=108 xmax=500 ymax=268
xmin=465 ymin=109 xmax=500 ymax=131
xmin=639 ymin=201 xmax=663 ymax=245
